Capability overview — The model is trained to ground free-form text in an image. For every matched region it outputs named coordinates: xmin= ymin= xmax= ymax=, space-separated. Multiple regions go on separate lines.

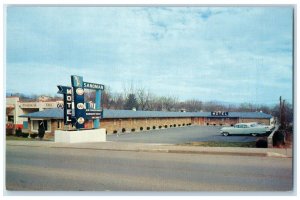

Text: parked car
xmin=247 ymin=122 xmax=274 ymax=133
xmin=220 ymin=123 xmax=269 ymax=136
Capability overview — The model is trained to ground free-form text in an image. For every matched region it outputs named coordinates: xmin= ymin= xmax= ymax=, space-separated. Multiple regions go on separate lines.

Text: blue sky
xmin=5 ymin=6 xmax=293 ymax=105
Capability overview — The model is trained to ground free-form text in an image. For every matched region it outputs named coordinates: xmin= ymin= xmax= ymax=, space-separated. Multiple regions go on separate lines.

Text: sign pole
xmin=94 ymin=89 xmax=101 ymax=128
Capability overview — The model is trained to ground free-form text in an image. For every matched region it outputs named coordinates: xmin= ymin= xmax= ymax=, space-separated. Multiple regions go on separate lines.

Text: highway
xmin=6 ymin=145 xmax=293 ymax=192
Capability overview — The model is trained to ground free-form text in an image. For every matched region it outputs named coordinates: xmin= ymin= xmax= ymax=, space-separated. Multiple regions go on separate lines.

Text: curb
xmin=7 ymin=143 xmax=291 ymax=158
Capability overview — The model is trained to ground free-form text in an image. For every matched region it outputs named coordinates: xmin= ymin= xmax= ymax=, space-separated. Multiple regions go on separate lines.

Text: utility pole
xmin=282 ymin=100 xmax=286 ymax=129
xmin=279 ymin=96 xmax=282 ymax=126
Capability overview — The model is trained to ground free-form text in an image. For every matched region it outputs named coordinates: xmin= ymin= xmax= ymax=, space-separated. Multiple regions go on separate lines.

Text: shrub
xmin=170 ymin=125 xmax=173 ymax=127
xmin=165 ymin=125 xmax=168 ymax=128
xmin=153 ymin=126 xmax=156 ymax=129
xmin=256 ymin=139 xmax=268 ymax=148
xmin=6 ymin=128 xmax=14 ymax=136
xmin=131 ymin=128 xmax=135 ymax=132
xmin=15 ymin=128 xmax=22 ymax=137
xmin=273 ymin=130 xmax=285 ymax=147
xmin=178 ymin=124 xmax=181 ymax=127
xmin=159 ymin=126 xmax=162 ymax=129
xmin=30 ymin=133 xmax=38 ymax=138
xmin=122 ymin=128 xmax=126 ymax=133
xmin=113 ymin=130 xmax=118 ymax=134
xmin=22 ymin=133 xmax=29 ymax=138
xmin=183 ymin=123 xmax=185 ymax=126
xmin=207 ymin=123 xmax=209 ymax=126
xmin=147 ymin=127 xmax=150 ymax=130
xmin=140 ymin=127 xmax=143 ymax=131
xmin=174 ymin=124 xmax=176 ymax=127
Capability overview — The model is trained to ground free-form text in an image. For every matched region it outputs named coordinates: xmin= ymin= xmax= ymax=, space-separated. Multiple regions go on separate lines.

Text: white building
xmin=6 ymin=96 xmax=63 ymax=129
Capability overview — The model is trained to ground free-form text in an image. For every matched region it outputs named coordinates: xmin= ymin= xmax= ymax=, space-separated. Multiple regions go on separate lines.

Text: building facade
xmin=6 ymin=96 xmax=273 ymax=138
xmin=6 ymin=96 xmax=63 ymax=129
xmin=19 ymin=108 xmax=273 ymax=139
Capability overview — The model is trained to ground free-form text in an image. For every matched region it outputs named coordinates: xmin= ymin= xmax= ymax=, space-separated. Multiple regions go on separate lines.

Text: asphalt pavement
xmin=107 ymin=125 xmax=266 ymax=144
xmin=6 ymin=145 xmax=293 ymax=192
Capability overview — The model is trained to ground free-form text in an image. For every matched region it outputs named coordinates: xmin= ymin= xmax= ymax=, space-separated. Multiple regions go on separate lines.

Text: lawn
xmin=6 ymin=135 xmax=36 ymax=141
xmin=182 ymin=141 xmax=257 ymax=148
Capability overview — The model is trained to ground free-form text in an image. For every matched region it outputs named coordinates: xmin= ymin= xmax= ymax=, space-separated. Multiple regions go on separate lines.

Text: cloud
xmin=6 ymin=6 xmax=293 ymax=105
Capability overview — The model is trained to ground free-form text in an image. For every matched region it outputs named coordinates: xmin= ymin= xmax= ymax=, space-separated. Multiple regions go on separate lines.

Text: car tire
xmin=223 ymin=132 xmax=229 ymax=136
xmin=251 ymin=133 xmax=257 ymax=137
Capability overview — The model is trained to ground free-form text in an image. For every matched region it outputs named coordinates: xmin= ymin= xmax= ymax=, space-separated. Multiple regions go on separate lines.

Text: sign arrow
xmin=57 ymin=85 xmax=72 ymax=94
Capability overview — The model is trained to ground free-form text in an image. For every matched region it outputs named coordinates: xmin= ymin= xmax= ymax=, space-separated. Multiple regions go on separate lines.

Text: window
xmin=8 ymin=116 xmax=14 ymax=123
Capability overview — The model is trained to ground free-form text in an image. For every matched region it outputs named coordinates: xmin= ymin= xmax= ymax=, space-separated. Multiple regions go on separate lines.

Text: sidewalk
xmin=6 ymin=140 xmax=293 ymax=158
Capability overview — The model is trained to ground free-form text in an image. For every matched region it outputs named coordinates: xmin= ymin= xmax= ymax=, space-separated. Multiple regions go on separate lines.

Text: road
xmin=107 ymin=126 xmax=264 ymax=144
xmin=6 ymin=145 xmax=293 ymax=192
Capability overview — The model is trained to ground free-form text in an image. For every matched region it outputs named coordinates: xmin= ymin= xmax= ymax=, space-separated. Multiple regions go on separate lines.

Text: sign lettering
xmin=83 ymin=82 xmax=105 ymax=90
xmin=211 ymin=111 xmax=229 ymax=116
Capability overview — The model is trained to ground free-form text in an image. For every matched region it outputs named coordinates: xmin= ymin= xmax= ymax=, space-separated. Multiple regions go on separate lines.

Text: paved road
xmin=107 ymin=126 xmax=264 ymax=144
xmin=6 ymin=145 xmax=293 ymax=192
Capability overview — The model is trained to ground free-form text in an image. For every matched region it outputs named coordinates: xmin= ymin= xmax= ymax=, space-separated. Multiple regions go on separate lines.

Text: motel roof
xmin=19 ymin=108 xmax=273 ymax=119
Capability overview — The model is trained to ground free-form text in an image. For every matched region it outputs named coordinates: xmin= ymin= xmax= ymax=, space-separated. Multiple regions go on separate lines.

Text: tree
xmin=102 ymin=87 xmax=113 ymax=109
xmin=184 ymin=99 xmax=203 ymax=112
xmin=111 ymin=93 xmax=125 ymax=109
xmin=124 ymin=94 xmax=139 ymax=110
xmin=136 ymin=88 xmax=151 ymax=111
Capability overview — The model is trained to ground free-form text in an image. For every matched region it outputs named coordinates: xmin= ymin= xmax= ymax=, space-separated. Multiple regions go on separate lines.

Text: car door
xmin=232 ymin=124 xmax=241 ymax=134
xmin=243 ymin=124 xmax=252 ymax=134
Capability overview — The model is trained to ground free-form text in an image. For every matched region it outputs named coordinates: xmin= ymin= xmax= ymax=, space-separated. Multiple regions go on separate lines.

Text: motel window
xmin=7 ymin=116 xmax=14 ymax=123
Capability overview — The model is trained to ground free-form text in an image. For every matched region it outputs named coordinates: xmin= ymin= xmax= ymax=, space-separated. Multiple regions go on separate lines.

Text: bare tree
xmin=111 ymin=93 xmax=125 ymax=110
xmin=102 ymin=87 xmax=113 ymax=109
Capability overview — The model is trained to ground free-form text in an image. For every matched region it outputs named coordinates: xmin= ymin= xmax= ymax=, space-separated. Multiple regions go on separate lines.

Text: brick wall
xmin=26 ymin=117 xmax=271 ymax=136
xmin=192 ymin=117 xmax=239 ymax=126
xmin=102 ymin=117 xmax=192 ymax=134
xmin=238 ymin=118 xmax=270 ymax=125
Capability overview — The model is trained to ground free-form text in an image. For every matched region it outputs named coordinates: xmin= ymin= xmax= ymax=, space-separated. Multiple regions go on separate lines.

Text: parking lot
xmin=107 ymin=125 xmax=263 ymax=144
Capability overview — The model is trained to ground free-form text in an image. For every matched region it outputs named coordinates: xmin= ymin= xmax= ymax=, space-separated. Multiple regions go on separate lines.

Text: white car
xmin=220 ymin=123 xmax=269 ymax=136
xmin=248 ymin=122 xmax=274 ymax=133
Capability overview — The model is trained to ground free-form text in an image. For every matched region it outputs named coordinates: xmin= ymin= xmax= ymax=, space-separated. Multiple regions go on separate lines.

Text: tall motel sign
xmin=57 ymin=75 xmax=104 ymax=129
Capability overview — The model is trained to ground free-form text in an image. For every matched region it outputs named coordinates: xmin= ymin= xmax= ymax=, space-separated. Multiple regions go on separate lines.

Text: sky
xmin=5 ymin=6 xmax=294 ymax=105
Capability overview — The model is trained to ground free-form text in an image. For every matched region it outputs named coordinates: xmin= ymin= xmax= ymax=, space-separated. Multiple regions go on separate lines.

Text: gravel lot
xmin=107 ymin=125 xmax=261 ymax=144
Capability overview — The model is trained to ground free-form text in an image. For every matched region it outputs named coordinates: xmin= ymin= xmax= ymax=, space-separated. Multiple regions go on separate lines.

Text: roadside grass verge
xmin=6 ymin=136 xmax=53 ymax=141
xmin=181 ymin=141 xmax=256 ymax=148
xmin=6 ymin=135 xmax=36 ymax=141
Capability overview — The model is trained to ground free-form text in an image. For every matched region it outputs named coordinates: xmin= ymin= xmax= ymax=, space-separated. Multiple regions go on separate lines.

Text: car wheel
xmin=251 ymin=133 xmax=257 ymax=137
xmin=223 ymin=132 xmax=229 ymax=136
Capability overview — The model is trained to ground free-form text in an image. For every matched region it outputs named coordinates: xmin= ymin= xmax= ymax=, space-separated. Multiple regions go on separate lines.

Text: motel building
xmin=6 ymin=96 xmax=274 ymax=139
xmin=7 ymin=98 xmax=273 ymax=138
xmin=6 ymin=96 xmax=63 ymax=130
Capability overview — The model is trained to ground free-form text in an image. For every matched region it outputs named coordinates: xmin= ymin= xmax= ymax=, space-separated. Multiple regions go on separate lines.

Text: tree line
xmin=7 ymin=87 xmax=293 ymax=124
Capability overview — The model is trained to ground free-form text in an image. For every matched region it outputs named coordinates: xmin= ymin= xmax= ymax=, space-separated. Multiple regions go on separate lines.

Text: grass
xmin=6 ymin=135 xmax=36 ymax=141
xmin=182 ymin=141 xmax=257 ymax=148
xmin=6 ymin=135 xmax=53 ymax=141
